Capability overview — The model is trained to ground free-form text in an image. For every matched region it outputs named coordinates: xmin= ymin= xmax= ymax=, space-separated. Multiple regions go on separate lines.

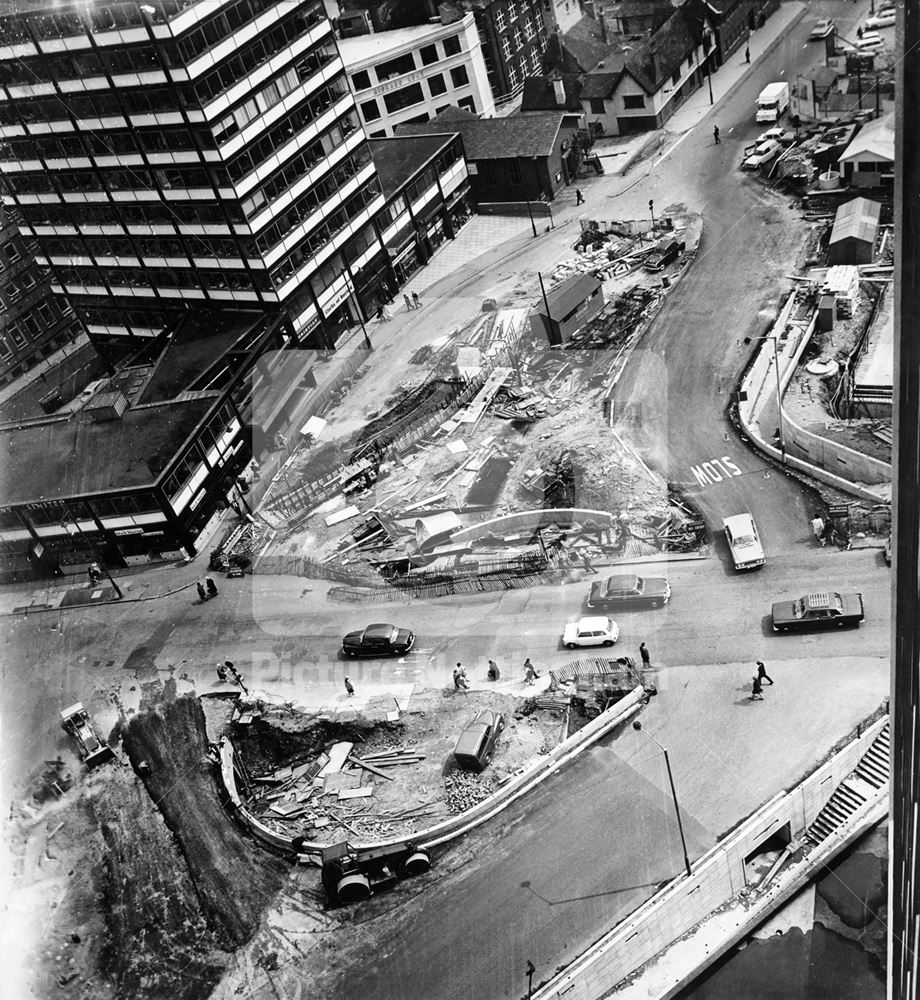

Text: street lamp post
xmin=633 ymin=721 xmax=692 ymax=878
xmin=62 ymin=508 xmax=123 ymax=599
xmin=525 ymin=198 xmax=538 ymax=238
xmin=649 ymin=198 xmax=656 ymax=235
xmin=752 ymin=334 xmax=787 ymax=457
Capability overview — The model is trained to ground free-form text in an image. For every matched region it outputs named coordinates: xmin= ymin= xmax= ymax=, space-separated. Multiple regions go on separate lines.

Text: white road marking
xmin=689 ymin=455 xmax=745 ymax=487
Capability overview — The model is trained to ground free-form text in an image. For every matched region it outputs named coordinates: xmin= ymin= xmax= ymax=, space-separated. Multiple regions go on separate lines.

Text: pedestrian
xmin=403 ymin=293 xmax=413 ymax=311
xmin=453 ymin=663 xmax=469 ymax=689
xmin=756 ymin=660 xmax=774 ymax=685
xmin=205 ymin=576 xmax=218 ymax=598
xmin=381 ymin=302 xmax=392 ymax=321
xmin=639 ymin=642 xmax=651 ymax=667
xmin=713 ymin=125 xmax=720 ymax=144
xmin=196 ymin=580 xmax=207 ymax=602
xmin=750 ymin=675 xmax=764 ymax=701
xmin=87 ymin=564 xmax=100 ymax=586
xmin=575 ymin=188 xmax=585 ymax=205
xmin=524 ymin=658 xmax=539 ymax=685
xmin=856 ymin=25 xmax=863 ymax=38
xmin=376 ymin=304 xmax=385 ymax=322
xmin=487 ymin=659 xmax=501 ymax=681
xmin=812 ymin=515 xmax=827 ymax=546
xmin=344 ymin=676 xmax=355 ymax=696
xmin=412 ymin=291 xmax=420 ymax=309
xmin=745 ymin=45 xmax=750 ymax=63
xmin=582 ymin=553 xmax=596 ymax=574
xmin=216 ymin=662 xmax=228 ymax=682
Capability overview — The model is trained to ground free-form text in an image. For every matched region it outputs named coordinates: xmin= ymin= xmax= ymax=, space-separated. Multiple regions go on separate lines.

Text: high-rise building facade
xmin=0 ymin=0 xmax=388 ymax=349
xmin=0 ymin=199 xmax=87 ymax=387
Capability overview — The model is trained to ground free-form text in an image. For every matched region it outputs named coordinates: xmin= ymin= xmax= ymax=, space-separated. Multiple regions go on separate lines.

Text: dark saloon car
xmin=454 ymin=711 xmax=505 ymax=772
xmin=587 ymin=573 xmax=671 ymax=611
xmin=643 ymin=239 xmax=686 ymax=272
xmin=771 ymin=591 xmax=864 ymax=632
xmin=342 ymin=623 xmax=415 ymax=656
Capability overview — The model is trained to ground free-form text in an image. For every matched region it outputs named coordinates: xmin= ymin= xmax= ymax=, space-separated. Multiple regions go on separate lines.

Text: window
xmin=352 ymin=69 xmax=371 ymax=90
xmin=494 ymin=9 xmax=507 ymax=30
xmin=458 ymin=96 xmax=476 ymax=113
xmin=671 ymin=69 xmax=680 ymax=86
xmin=589 ymin=97 xmax=605 ymax=114
xmin=524 ymin=17 xmax=535 ymax=40
xmin=508 ymin=64 xmax=518 ymax=87
xmin=383 ymin=82 xmax=424 ymax=113
xmin=513 ymin=28 xmax=523 ymax=49
xmin=530 ymin=50 xmax=541 ymax=73
xmin=623 ymin=94 xmax=646 ymax=109
xmin=507 ymin=1 xmax=517 ymax=20
xmin=687 ymin=54 xmax=694 ymax=68
xmin=450 ymin=65 xmax=469 ymax=88
xmin=376 ymin=52 xmax=416 ymax=82
xmin=428 ymin=73 xmax=447 ymax=96
xmin=420 ymin=44 xmax=438 ymax=65
xmin=443 ymin=34 xmax=461 ymax=56
xmin=360 ymin=98 xmax=381 ymax=122
xmin=502 ymin=37 xmax=512 ymax=60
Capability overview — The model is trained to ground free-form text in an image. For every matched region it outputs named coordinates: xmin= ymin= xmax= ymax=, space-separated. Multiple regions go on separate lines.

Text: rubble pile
xmin=443 ymin=770 xmax=493 ymax=813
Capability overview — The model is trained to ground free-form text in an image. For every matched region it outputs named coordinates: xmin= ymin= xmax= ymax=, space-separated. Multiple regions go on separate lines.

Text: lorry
xmin=755 ymin=82 xmax=790 ymax=123
xmin=60 ymin=702 xmax=116 ymax=768
xmin=320 ymin=840 xmax=432 ymax=905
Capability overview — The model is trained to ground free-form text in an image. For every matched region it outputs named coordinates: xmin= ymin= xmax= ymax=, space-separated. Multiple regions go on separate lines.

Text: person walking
xmin=216 ymin=662 xmax=229 ymax=682
xmin=713 ymin=125 xmax=720 ymax=144
xmin=196 ymin=580 xmax=207 ymax=602
xmin=344 ymin=676 xmax=355 ymax=697
xmin=575 ymin=188 xmax=585 ymax=205
xmin=745 ymin=45 xmax=750 ymax=63
xmin=639 ymin=642 xmax=651 ymax=667
xmin=524 ymin=658 xmax=539 ymax=685
xmin=381 ymin=302 xmax=392 ymax=321
xmin=205 ymin=576 xmax=218 ymax=598
xmin=582 ymin=553 xmax=596 ymax=574
xmin=403 ymin=293 xmax=413 ymax=311
xmin=376 ymin=304 xmax=385 ymax=322
xmin=226 ymin=661 xmax=248 ymax=695
xmin=756 ymin=660 xmax=774 ymax=685
xmin=487 ymin=659 xmax=501 ymax=681
xmin=412 ymin=291 xmax=420 ymax=309
xmin=750 ymin=675 xmax=764 ymax=701
xmin=453 ymin=663 xmax=469 ymax=690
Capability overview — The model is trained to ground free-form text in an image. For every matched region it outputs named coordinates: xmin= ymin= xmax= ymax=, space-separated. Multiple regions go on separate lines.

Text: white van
xmin=723 ymin=513 xmax=765 ymax=570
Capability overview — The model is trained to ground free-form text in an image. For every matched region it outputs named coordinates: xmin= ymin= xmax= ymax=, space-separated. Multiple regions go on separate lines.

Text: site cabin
xmin=756 ymin=82 xmax=790 ymax=123
xmin=320 ymin=840 xmax=432 ymax=905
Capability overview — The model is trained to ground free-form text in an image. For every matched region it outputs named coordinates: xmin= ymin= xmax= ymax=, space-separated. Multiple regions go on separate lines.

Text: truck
xmin=60 ymin=702 xmax=116 ymax=768
xmin=320 ymin=840 xmax=432 ymax=905
xmin=755 ymin=82 xmax=790 ymax=123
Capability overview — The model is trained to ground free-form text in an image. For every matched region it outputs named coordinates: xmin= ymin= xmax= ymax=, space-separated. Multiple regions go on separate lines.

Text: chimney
xmin=599 ymin=12 xmax=607 ymax=43
xmin=553 ymin=76 xmax=566 ymax=105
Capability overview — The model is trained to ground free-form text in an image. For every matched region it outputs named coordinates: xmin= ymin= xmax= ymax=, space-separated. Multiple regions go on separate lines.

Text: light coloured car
xmin=723 ymin=513 xmax=765 ymax=570
xmin=756 ymin=127 xmax=795 ymax=147
xmin=742 ymin=139 xmax=782 ymax=170
xmin=855 ymin=32 xmax=885 ymax=51
xmin=809 ymin=18 xmax=836 ymax=39
xmin=864 ymin=12 xmax=895 ymax=29
xmin=563 ymin=615 xmax=619 ymax=649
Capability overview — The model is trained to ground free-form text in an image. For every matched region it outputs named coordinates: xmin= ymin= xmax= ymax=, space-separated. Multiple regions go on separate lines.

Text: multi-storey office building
xmin=0 ymin=0 xmax=388 ymax=350
xmin=0 ymin=200 xmax=87 ymax=387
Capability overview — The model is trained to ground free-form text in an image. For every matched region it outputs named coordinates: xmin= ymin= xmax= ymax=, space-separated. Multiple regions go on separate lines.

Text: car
xmin=342 ymin=622 xmax=415 ymax=656
xmin=587 ymin=573 xmax=671 ymax=611
xmin=809 ymin=18 xmax=836 ymax=39
xmin=756 ymin=126 xmax=795 ymax=147
xmin=562 ymin=615 xmax=619 ymax=649
xmin=864 ymin=12 xmax=896 ymax=29
xmin=723 ymin=513 xmax=765 ymax=570
xmin=453 ymin=711 xmax=504 ymax=772
xmin=742 ymin=139 xmax=782 ymax=170
xmin=771 ymin=590 xmax=865 ymax=632
xmin=855 ymin=32 xmax=885 ymax=52
xmin=643 ymin=238 xmax=686 ymax=272
xmin=79 ymin=378 xmax=107 ymax=401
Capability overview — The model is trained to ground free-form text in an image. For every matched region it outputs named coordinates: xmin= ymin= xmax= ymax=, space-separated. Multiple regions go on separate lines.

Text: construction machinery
xmin=320 ymin=840 xmax=431 ymax=905
xmin=60 ymin=702 xmax=115 ymax=768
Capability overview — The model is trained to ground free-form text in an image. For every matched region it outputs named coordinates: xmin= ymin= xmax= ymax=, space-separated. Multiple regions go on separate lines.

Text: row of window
xmin=81 ymin=303 xmax=172 ymax=333
xmin=4 ymin=299 xmax=62 ymax=347
xmin=506 ymin=46 xmax=544 ymax=88
xmin=499 ymin=17 xmax=539 ymax=59
xmin=353 ymin=32 xmax=464 ymax=91
xmin=0 ymin=83 xmax=198 ymax=127
xmin=162 ymin=402 xmax=238 ymax=499
xmin=45 ymin=233 xmax=259 ymax=261
xmin=212 ymin=43 xmax=338 ymax=144
xmin=267 ymin=179 xmax=381 ymax=288
xmin=254 ymin=146 xmax=372 ymax=255
xmin=0 ymin=126 xmax=216 ymax=163
xmin=224 ymin=80 xmax=350 ymax=182
xmin=8 ymin=196 xmax=247 ymax=228
xmin=359 ymin=66 xmax=470 ymax=122
xmin=494 ymin=1 xmax=544 ymax=33
xmin=1 ymin=162 xmax=230 ymax=195
xmin=56 ymin=263 xmax=273 ymax=294
xmin=240 ymin=115 xmax=358 ymax=217
xmin=193 ymin=7 xmax=319 ymax=106
xmin=0 ymin=2 xmax=193 ymax=45
xmin=0 ymin=43 xmax=167 ymax=87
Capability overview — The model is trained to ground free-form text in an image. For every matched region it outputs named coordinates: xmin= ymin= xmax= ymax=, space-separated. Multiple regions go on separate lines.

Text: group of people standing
xmin=375 ymin=284 xmax=421 ymax=323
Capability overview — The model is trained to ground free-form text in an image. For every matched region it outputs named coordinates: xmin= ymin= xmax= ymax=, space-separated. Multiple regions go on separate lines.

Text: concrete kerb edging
xmin=218 ymin=685 xmax=646 ymax=862
xmin=0 ymin=579 xmax=198 ymax=618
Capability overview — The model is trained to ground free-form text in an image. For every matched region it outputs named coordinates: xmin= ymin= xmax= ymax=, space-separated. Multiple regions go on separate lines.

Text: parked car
xmin=342 ymin=623 xmax=415 ymax=656
xmin=809 ymin=18 xmax=836 ymax=39
xmin=643 ymin=238 xmax=686 ymax=272
xmin=723 ymin=513 xmax=765 ymax=570
xmin=742 ymin=139 xmax=782 ymax=170
xmin=864 ymin=12 xmax=896 ymax=29
xmin=454 ymin=711 xmax=504 ymax=772
xmin=771 ymin=591 xmax=864 ymax=632
xmin=587 ymin=573 xmax=671 ymax=611
xmin=563 ymin=616 xmax=619 ymax=649
xmin=855 ymin=32 xmax=885 ymax=52
xmin=756 ymin=126 xmax=795 ymax=147
xmin=79 ymin=378 xmax=107 ymax=401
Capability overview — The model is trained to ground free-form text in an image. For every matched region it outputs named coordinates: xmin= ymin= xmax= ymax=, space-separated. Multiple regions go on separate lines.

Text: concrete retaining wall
xmin=782 ymin=412 xmax=890 ymax=485
xmin=534 ymin=715 xmax=888 ymax=1000
xmin=451 ymin=508 xmax=619 ymax=546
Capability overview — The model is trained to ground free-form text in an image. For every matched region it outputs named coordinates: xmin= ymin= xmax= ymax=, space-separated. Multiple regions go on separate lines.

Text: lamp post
xmin=752 ymin=334 xmax=787 ymax=458
xmin=633 ymin=721 xmax=692 ymax=878
xmin=525 ymin=198 xmax=538 ymax=238
xmin=648 ymin=198 xmax=656 ymax=235
xmin=62 ymin=508 xmax=123 ymax=599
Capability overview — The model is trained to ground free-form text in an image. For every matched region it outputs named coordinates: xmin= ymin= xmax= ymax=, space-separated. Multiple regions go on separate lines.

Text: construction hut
xmin=530 ymin=273 xmax=604 ymax=346
xmin=827 ymin=197 xmax=881 ymax=265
